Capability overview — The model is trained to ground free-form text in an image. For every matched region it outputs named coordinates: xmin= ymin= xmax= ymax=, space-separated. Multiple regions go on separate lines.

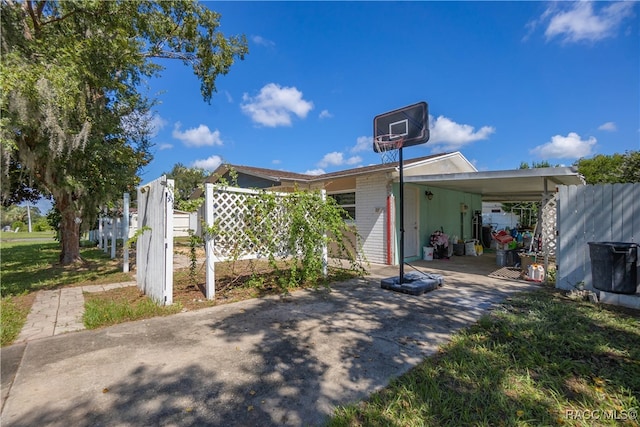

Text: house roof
xmin=205 ymin=152 xmax=457 ymax=185
xmin=196 ymin=152 xmax=584 ymax=203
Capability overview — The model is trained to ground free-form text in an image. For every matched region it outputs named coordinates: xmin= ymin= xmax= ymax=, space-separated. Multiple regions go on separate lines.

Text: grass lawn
xmin=329 ymin=288 xmax=640 ymax=427
xmin=0 ymin=239 xmax=133 ymax=346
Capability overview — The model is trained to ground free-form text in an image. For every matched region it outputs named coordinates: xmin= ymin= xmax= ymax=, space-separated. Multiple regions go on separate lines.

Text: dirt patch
xmin=93 ymin=259 xmax=359 ymax=312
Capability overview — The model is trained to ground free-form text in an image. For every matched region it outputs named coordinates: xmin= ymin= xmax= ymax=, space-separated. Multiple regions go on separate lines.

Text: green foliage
xmin=84 ymin=293 xmax=182 ymax=329
xmin=330 ymin=289 xmax=640 ymax=426
xmin=188 ymin=229 xmax=201 ymax=285
xmin=575 ymin=151 xmax=639 ymax=184
xmin=0 ymin=240 xmax=130 ymax=297
xmin=0 ymin=296 xmax=30 ymax=346
xmin=126 ymin=225 xmax=152 ymax=249
xmin=10 ymin=220 xmax=26 ymax=231
xmin=1 ymin=1 xmax=248 ymax=263
xmin=164 ymin=163 xmax=209 ymax=209
xmin=33 ymin=217 xmax=52 ymax=232
xmin=201 ymin=184 xmax=366 ymax=295
xmin=1 ymin=204 xmax=43 ymax=227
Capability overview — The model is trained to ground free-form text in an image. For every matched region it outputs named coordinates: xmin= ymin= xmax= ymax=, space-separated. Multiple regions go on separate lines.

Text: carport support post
xmin=204 ymin=183 xmax=216 ymax=300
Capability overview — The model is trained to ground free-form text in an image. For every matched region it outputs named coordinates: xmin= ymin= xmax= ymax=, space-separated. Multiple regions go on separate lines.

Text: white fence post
xmin=136 ymin=175 xmax=174 ymax=306
xmin=110 ymin=216 xmax=116 ymax=259
xmin=98 ymin=214 xmax=103 ymax=248
xmin=102 ymin=215 xmax=108 ymax=253
xmin=164 ymin=178 xmax=174 ymax=305
xmin=123 ymin=193 xmax=130 ymax=273
xmin=204 ymin=183 xmax=216 ymax=300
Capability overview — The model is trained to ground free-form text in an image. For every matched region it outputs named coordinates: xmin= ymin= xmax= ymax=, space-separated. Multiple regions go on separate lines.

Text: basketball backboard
xmin=373 ymin=101 xmax=429 ymax=152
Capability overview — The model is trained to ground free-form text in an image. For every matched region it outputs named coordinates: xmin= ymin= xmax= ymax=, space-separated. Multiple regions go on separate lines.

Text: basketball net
xmin=374 ymin=135 xmax=403 ymax=164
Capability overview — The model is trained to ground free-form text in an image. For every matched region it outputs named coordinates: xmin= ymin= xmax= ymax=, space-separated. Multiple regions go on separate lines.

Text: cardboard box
xmin=520 ymin=253 xmax=537 ymax=272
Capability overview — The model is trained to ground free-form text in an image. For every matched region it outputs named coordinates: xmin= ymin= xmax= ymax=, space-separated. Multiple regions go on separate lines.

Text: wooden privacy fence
xmin=201 ymin=184 xmax=328 ymax=299
xmin=556 ymin=183 xmax=640 ymax=291
xmin=136 ymin=176 xmax=174 ymax=305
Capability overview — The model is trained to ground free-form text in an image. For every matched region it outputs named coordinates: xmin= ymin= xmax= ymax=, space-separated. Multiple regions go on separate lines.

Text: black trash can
xmin=588 ymin=242 xmax=639 ymax=294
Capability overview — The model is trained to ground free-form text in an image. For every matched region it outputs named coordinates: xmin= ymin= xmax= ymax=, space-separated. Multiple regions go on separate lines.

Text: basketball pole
xmin=398 ymin=142 xmax=405 ymax=283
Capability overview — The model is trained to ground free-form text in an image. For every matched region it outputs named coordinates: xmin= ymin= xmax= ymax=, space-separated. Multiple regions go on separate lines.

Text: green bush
xmin=33 ymin=218 xmax=52 ymax=232
xmin=10 ymin=221 xmax=26 ymax=232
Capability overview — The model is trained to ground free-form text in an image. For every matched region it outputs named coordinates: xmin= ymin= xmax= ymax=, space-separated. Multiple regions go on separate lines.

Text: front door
xmin=404 ymin=186 xmax=419 ymax=259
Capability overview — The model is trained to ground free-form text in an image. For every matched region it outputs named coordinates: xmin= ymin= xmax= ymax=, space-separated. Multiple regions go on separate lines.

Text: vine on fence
xmin=199 ymin=182 xmax=367 ymax=294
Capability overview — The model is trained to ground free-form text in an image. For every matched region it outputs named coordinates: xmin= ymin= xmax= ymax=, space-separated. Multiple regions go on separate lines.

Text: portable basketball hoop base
xmin=380 ymin=272 xmax=443 ymax=296
xmin=373 ymin=102 xmax=431 ymax=291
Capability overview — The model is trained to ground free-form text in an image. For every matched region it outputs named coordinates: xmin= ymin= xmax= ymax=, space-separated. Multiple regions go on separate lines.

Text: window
xmin=329 ymin=191 xmax=356 ymax=221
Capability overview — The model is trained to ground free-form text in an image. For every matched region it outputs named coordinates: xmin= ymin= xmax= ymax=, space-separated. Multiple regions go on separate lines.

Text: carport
xmin=404 ymin=166 xmax=584 ymax=203
xmin=404 ymin=166 xmax=585 ymax=281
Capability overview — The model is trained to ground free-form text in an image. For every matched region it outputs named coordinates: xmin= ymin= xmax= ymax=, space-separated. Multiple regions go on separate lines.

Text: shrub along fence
xmin=199 ymin=184 xmax=365 ymax=300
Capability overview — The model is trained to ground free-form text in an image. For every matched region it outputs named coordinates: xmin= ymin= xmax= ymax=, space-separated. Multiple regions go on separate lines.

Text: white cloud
xmin=149 ymin=114 xmax=167 ymax=137
xmin=223 ymin=90 xmax=233 ymax=103
xmin=428 ymin=115 xmax=495 ymax=150
xmin=317 ymin=151 xmax=361 ymax=168
xmin=241 ymin=83 xmax=314 ymax=127
xmin=192 ymin=155 xmax=223 ymax=172
xmin=272 ymin=159 xmax=281 ymax=165
xmin=319 ymin=109 xmax=333 ymax=119
xmin=351 ymin=136 xmax=371 ymax=153
xmin=252 ymin=35 xmax=275 ymax=48
xmin=542 ymin=2 xmax=636 ymax=43
xmin=530 ymin=132 xmax=596 ymax=160
xmin=305 ymin=168 xmax=325 ymax=176
xmin=346 ymin=155 xmax=362 ymax=165
xmin=598 ymin=122 xmax=617 ymax=132
xmin=318 ymin=152 xmax=344 ymax=168
xmin=172 ymin=123 xmax=223 ymax=147
xmin=158 ymin=143 xmax=173 ymax=151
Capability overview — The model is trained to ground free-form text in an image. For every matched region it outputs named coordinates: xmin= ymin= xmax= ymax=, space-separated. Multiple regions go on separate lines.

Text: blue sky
xmin=140 ymin=1 xmax=639 ymax=184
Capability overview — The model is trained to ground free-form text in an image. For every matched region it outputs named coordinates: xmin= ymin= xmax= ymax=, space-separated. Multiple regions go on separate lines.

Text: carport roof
xmin=404 ymin=166 xmax=584 ymax=202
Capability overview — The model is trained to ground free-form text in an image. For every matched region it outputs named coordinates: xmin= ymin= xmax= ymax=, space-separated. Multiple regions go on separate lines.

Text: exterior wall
xmin=482 ymin=203 xmax=520 ymax=231
xmin=355 ymin=173 xmax=390 ymax=265
xmin=393 ymin=183 xmax=482 ymax=261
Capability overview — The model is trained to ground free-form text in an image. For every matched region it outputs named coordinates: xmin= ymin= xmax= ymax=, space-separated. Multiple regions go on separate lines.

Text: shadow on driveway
xmin=1 ymin=260 xmax=538 ymax=426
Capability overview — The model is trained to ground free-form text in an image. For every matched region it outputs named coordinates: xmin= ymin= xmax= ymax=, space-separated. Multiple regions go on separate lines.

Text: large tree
xmin=575 ymin=151 xmax=640 ymax=184
xmin=1 ymin=0 xmax=247 ymax=263
xmin=163 ymin=162 xmax=208 ymax=211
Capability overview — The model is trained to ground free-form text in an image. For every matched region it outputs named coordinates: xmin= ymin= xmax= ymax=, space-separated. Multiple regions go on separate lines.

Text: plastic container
xmin=496 ymin=249 xmax=507 ymax=267
xmin=423 ymin=246 xmax=434 ymax=261
xmin=528 ymin=264 xmax=545 ymax=282
xmin=465 ymin=240 xmax=477 ymax=256
xmin=588 ymin=242 xmax=639 ymax=294
xmin=453 ymin=243 xmax=465 ymax=256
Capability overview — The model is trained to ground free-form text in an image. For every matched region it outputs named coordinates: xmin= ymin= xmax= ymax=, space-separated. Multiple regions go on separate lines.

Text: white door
xmin=404 ymin=187 xmax=419 ymax=259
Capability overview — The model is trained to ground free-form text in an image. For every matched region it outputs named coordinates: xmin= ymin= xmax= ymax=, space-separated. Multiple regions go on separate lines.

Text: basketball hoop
xmin=374 ymin=134 xmax=403 ymax=163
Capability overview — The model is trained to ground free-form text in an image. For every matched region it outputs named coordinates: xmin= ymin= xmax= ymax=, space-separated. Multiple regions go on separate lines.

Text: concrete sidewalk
xmin=1 ymin=259 xmax=538 ymax=426
xmin=15 ymin=282 xmax=137 ymax=342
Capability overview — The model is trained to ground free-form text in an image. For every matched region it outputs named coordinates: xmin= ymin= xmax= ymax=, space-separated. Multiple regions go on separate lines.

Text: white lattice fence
xmin=207 ymin=187 xmax=290 ymax=261
xmin=202 ymin=185 xmax=327 ymax=299
xmin=541 ymin=192 xmax=557 ymax=259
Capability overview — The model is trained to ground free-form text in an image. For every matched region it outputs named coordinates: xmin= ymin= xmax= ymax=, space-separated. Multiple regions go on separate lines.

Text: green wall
xmin=392 ymin=183 xmax=482 ymax=261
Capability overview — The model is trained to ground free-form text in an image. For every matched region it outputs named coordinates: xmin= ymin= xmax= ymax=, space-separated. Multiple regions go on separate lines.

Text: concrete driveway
xmin=1 ymin=257 xmax=538 ymax=426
